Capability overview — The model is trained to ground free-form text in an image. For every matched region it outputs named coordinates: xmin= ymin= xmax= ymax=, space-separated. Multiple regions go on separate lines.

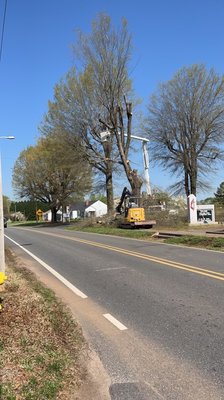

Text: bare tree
xmin=76 ymin=13 xmax=143 ymax=197
xmin=41 ymin=14 xmax=143 ymax=215
xmin=144 ymin=64 xmax=224 ymax=197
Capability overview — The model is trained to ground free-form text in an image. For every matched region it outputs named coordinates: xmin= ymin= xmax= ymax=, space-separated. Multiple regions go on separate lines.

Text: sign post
xmin=188 ymin=194 xmax=197 ymax=224
xmin=188 ymin=195 xmax=216 ymax=224
xmin=36 ymin=209 xmax=43 ymax=221
xmin=197 ymin=205 xmax=216 ymax=224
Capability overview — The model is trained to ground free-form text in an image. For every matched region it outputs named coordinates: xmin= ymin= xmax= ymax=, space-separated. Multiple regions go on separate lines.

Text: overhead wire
xmin=0 ymin=0 xmax=8 ymax=63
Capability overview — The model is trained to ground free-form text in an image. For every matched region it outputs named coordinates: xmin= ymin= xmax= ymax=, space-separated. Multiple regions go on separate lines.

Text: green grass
xmin=68 ymin=225 xmax=224 ymax=251
xmin=9 ymin=220 xmax=46 ymax=227
xmin=0 ymin=383 xmax=16 ymax=400
xmin=68 ymin=225 xmax=155 ymax=239
xmin=1 ymin=250 xmax=86 ymax=399
xmin=164 ymin=235 xmax=224 ymax=250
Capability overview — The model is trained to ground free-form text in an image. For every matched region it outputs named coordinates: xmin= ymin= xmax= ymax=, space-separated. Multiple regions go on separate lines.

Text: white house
xmin=43 ymin=209 xmax=62 ymax=222
xmin=84 ymin=200 xmax=107 ymax=217
xmin=43 ymin=200 xmax=108 ymax=222
xmin=69 ymin=200 xmax=107 ymax=219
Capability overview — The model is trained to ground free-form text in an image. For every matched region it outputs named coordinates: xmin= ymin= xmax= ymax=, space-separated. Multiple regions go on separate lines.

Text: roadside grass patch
xmin=164 ymin=235 xmax=224 ymax=250
xmin=10 ymin=220 xmax=47 ymax=227
xmin=0 ymin=248 xmax=86 ymax=399
xmin=68 ymin=225 xmax=154 ymax=239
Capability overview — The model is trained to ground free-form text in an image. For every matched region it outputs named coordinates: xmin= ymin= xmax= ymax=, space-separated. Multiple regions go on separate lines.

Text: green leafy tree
xmin=10 ymin=200 xmax=49 ymax=220
xmin=197 ymin=197 xmax=216 ymax=205
xmin=3 ymin=195 xmax=11 ymax=218
xmin=90 ymin=193 xmax=107 ymax=204
xmin=214 ymin=182 xmax=224 ymax=204
xmin=12 ymin=134 xmax=92 ymax=222
xmin=145 ymin=64 xmax=224 ymax=197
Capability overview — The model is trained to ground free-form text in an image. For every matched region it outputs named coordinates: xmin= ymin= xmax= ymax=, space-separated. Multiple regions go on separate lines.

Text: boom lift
xmin=116 ymin=187 xmax=156 ymax=229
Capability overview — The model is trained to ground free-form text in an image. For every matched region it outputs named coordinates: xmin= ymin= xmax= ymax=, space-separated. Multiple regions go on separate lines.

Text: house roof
xmin=43 ymin=209 xmax=62 ymax=215
xmin=70 ymin=200 xmax=107 ymax=212
xmin=69 ymin=201 xmax=94 ymax=212
xmin=85 ymin=205 xmax=96 ymax=212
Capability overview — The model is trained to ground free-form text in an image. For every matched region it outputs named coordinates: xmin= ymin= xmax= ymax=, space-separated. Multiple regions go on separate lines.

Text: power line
xmin=0 ymin=0 xmax=8 ymax=63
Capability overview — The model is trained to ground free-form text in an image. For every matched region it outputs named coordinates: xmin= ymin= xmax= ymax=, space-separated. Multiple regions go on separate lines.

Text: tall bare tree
xmin=145 ymin=64 xmax=224 ymax=196
xmin=40 ymin=14 xmax=143 ymax=214
xmin=76 ymin=13 xmax=143 ymax=197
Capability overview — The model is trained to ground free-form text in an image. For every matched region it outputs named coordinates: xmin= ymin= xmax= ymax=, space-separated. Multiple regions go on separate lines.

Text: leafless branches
xmin=145 ymin=64 xmax=224 ymax=196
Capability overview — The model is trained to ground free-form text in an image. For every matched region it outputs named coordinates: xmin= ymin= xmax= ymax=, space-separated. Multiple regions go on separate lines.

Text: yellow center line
xmin=17 ymin=228 xmax=224 ymax=282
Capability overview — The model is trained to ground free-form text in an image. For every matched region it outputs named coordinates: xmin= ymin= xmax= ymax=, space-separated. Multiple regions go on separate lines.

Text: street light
xmin=0 ymin=136 xmax=15 ymax=273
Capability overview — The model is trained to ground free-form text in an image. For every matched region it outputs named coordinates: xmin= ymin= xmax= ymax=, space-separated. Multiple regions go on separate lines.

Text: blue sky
xmin=0 ymin=0 xmax=224 ymax=200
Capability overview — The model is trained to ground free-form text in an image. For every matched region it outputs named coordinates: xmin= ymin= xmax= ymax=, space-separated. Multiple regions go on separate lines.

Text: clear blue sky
xmin=1 ymin=0 xmax=224 ymax=200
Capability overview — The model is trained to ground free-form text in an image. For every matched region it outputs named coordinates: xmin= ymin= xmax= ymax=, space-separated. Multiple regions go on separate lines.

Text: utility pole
xmin=129 ymin=135 xmax=152 ymax=196
xmin=0 ymin=136 xmax=15 ymax=273
xmin=100 ymin=132 xmax=152 ymax=196
xmin=142 ymin=140 xmax=152 ymax=196
xmin=0 ymin=156 xmax=4 ymax=273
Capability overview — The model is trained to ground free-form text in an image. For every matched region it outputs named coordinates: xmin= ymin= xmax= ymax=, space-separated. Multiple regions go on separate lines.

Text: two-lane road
xmin=5 ymin=226 xmax=224 ymax=399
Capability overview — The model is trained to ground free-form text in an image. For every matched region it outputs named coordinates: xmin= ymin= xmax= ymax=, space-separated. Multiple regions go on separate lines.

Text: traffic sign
xmin=36 ymin=209 xmax=43 ymax=216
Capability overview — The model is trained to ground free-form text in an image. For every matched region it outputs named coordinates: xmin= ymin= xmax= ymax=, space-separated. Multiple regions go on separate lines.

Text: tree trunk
xmin=62 ymin=204 xmax=67 ymax=223
xmin=106 ymin=170 xmax=114 ymax=216
xmin=51 ymin=206 xmax=58 ymax=223
xmin=190 ymin=158 xmax=197 ymax=196
xmin=128 ymin=169 xmax=143 ymax=199
xmin=184 ymin=170 xmax=190 ymax=197
xmin=104 ymin=141 xmax=114 ymax=216
xmin=190 ymin=172 xmax=197 ymax=196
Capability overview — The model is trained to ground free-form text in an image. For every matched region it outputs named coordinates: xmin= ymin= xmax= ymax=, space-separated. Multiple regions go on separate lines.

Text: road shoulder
xmin=3 ymin=246 xmax=111 ymax=400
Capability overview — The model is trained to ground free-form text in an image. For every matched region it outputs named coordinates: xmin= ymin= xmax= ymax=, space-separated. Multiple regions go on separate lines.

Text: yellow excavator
xmin=116 ymin=187 xmax=156 ymax=229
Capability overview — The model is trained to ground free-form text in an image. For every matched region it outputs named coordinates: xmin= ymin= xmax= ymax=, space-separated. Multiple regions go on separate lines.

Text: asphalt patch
xmin=109 ymin=382 xmax=162 ymax=400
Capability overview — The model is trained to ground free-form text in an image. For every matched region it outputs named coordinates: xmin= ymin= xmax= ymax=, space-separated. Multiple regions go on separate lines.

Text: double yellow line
xmin=20 ymin=228 xmax=224 ymax=282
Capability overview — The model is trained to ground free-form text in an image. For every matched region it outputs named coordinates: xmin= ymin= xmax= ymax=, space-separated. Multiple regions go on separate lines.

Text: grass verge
xmin=68 ymin=225 xmax=224 ymax=250
xmin=164 ymin=235 xmax=224 ymax=250
xmin=68 ymin=225 xmax=155 ymax=239
xmin=9 ymin=221 xmax=49 ymax=227
xmin=0 ymin=248 xmax=86 ymax=400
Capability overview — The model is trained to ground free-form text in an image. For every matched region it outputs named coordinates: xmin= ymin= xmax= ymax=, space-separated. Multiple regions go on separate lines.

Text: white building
xmin=43 ymin=200 xmax=108 ymax=222
xmin=69 ymin=200 xmax=107 ymax=219
xmin=84 ymin=200 xmax=107 ymax=217
xmin=43 ymin=209 xmax=62 ymax=222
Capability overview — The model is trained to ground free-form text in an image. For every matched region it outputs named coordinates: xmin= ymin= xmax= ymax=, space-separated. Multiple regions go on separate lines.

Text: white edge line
xmin=103 ymin=313 xmax=128 ymax=331
xmin=5 ymin=235 xmax=88 ymax=299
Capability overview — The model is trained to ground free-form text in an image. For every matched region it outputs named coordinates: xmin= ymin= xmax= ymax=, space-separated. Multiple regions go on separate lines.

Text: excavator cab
xmin=123 ymin=195 xmax=143 ymax=222
xmin=116 ymin=187 xmax=156 ymax=229
xmin=125 ymin=204 xmax=145 ymax=222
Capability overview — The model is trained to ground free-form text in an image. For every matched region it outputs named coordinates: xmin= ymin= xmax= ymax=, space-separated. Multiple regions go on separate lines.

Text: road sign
xmin=36 ymin=209 xmax=43 ymax=216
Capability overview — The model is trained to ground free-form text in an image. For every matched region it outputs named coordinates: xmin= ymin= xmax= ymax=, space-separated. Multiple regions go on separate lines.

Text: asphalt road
xmin=5 ymin=226 xmax=224 ymax=400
